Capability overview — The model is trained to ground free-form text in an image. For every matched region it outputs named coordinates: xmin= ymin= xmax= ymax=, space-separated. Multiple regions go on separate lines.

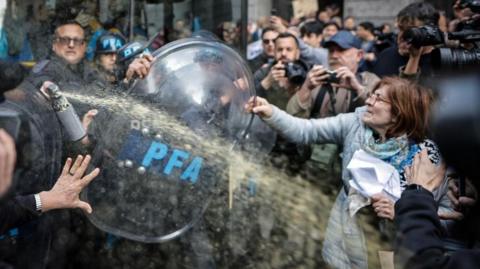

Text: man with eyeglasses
xmin=248 ymin=27 xmax=279 ymax=73
xmin=23 ymin=20 xmax=100 ymax=94
xmin=26 ymin=20 xmax=150 ymax=94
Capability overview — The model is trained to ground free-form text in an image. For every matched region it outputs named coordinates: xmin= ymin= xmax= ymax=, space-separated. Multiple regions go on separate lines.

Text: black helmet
xmin=96 ymin=33 xmax=126 ymax=54
xmin=117 ymin=40 xmax=149 ymax=63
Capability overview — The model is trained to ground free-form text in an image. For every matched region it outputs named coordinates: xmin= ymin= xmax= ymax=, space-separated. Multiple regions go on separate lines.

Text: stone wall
xmin=343 ymin=0 xmax=418 ymax=26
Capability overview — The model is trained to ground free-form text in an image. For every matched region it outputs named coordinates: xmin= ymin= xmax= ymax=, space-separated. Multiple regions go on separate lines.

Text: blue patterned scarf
xmin=362 ymin=128 xmax=420 ymax=175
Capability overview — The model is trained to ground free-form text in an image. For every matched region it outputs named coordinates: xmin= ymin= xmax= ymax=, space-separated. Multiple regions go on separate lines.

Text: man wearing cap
xmin=93 ymin=32 xmax=126 ymax=87
xmin=287 ymin=30 xmax=379 ymax=119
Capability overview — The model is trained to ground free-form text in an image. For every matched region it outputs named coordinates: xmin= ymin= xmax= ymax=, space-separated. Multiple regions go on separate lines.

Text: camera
xmin=402 ymin=25 xmax=445 ymax=48
xmin=459 ymin=0 xmax=480 ymax=13
xmin=403 ymin=16 xmax=480 ymax=70
xmin=431 ymin=47 xmax=480 ymax=71
xmin=324 ymin=70 xmax=341 ymax=84
xmin=283 ymin=60 xmax=308 ymax=85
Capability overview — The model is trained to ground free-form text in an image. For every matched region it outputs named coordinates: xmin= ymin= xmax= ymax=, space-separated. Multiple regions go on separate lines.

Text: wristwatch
xmin=405 ymin=184 xmax=428 ymax=192
xmin=34 ymin=194 xmax=43 ymax=213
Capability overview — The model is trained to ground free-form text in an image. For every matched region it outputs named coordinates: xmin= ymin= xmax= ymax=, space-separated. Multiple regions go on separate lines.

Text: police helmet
xmin=117 ymin=41 xmax=151 ymax=64
xmin=96 ymin=33 xmax=126 ymax=54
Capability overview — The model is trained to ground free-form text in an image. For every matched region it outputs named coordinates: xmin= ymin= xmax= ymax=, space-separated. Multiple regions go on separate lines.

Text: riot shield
xmin=82 ymin=37 xmax=275 ymax=243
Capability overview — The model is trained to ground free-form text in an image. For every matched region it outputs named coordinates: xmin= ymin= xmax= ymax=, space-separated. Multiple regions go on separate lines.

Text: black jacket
xmin=372 ymin=45 xmax=432 ymax=78
xmin=0 ymin=85 xmax=67 ymax=269
xmin=248 ymin=53 xmax=271 ymax=74
xmin=395 ymin=188 xmax=480 ymax=269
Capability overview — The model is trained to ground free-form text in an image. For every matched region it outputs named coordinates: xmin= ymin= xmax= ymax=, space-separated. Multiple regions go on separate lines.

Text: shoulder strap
xmin=310 ymin=85 xmax=328 ymax=118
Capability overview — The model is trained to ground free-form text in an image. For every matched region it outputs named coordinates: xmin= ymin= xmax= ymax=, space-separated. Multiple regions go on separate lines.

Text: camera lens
xmin=285 ymin=61 xmax=307 ymax=85
xmin=432 ymin=47 xmax=480 ymax=70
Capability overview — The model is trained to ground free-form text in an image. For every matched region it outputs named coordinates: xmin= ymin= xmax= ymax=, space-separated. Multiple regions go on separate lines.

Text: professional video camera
xmin=403 ymin=17 xmax=480 ymax=71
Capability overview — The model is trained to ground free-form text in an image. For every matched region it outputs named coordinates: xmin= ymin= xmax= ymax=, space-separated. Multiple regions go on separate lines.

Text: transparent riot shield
xmin=82 ymin=37 xmax=275 ymax=243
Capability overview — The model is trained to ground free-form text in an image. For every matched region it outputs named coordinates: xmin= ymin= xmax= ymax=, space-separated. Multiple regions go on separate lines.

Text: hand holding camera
xmin=334 ymin=66 xmax=364 ymax=92
xmin=271 ymin=61 xmax=287 ymax=82
xmin=261 ymin=61 xmax=287 ymax=90
xmin=302 ymin=65 xmax=331 ymax=90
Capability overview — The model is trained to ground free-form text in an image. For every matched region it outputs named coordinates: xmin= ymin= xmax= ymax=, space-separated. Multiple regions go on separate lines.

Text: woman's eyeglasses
xmin=54 ymin=36 xmax=85 ymax=47
xmin=367 ymin=92 xmax=390 ymax=104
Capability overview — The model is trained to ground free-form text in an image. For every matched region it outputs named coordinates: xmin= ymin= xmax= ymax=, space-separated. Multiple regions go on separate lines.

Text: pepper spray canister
xmin=46 ymin=83 xmax=87 ymax=142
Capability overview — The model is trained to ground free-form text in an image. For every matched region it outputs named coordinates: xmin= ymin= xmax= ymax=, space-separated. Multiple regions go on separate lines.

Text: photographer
xmin=253 ymin=32 xmax=305 ymax=110
xmin=287 ymin=31 xmax=379 ymax=119
xmin=373 ymin=2 xmax=439 ymax=78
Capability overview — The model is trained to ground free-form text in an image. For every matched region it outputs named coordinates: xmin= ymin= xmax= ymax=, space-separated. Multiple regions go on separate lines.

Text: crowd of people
xmin=0 ymin=0 xmax=479 ymax=268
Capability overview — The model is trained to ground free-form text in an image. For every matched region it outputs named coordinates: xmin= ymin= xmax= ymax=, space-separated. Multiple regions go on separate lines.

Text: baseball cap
xmin=324 ymin=30 xmax=362 ymax=49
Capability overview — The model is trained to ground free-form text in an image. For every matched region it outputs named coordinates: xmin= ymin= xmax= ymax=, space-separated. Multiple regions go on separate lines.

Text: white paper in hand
xmin=347 ymin=149 xmax=401 ymax=201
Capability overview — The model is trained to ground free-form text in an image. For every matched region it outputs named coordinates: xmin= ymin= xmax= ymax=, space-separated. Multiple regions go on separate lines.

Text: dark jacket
xmin=25 ymin=55 xmax=109 ymax=101
xmin=372 ymin=45 xmax=432 ymax=78
xmin=0 ymin=86 xmax=66 ymax=269
xmin=395 ymin=188 xmax=480 ymax=269
xmin=248 ymin=53 xmax=271 ymax=74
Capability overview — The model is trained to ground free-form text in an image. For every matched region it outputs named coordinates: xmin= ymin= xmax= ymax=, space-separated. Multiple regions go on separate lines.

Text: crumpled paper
xmin=346 ymin=149 xmax=401 ymax=216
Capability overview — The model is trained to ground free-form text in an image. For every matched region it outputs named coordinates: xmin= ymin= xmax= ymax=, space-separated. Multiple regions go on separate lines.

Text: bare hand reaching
xmin=39 ymin=155 xmax=99 ymax=214
xmin=125 ymin=54 xmax=154 ymax=81
xmin=244 ymin=96 xmax=273 ymax=118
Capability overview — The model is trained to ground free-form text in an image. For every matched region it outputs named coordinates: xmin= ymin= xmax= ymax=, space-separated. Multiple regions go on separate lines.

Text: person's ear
xmin=357 ymin=49 xmax=364 ymax=63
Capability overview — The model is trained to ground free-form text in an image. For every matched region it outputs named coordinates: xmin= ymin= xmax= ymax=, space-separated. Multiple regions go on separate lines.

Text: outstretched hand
xmin=125 ymin=54 xmax=154 ymax=81
xmin=244 ymin=96 xmax=273 ymax=118
xmin=39 ymin=155 xmax=99 ymax=214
